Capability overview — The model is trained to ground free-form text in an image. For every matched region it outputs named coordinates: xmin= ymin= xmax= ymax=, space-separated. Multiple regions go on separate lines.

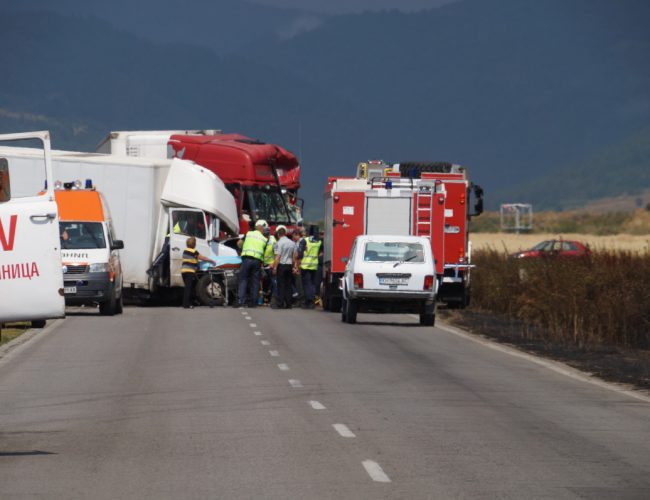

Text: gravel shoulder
xmin=440 ymin=308 xmax=650 ymax=391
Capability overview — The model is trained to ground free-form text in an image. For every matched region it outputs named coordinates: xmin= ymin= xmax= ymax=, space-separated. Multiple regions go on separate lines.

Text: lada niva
xmin=341 ymin=235 xmax=438 ymax=326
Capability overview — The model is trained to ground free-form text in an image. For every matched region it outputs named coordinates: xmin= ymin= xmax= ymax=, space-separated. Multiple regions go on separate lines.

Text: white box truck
xmin=0 ymin=146 xmax=240 ymax=304
xmin=96 ymin=130 xmax=221 ymax=158
xmin=0 ymin=131 xmax=65 ymax=325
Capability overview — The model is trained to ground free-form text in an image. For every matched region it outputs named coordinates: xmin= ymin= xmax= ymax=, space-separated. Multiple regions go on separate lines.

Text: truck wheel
xmin=196 ymin=274 xmax=225 ymax=306
xmin=99 ymin=290 xmax=117 ymax=316
xmin=344 ymin=297 xmax=357 ymax=324
xmin=31 ymin=320 xmax=46 ymax=328
xmin=341 ymin=298 xmax=347 ymax=322
xmin=328 ymin=296 xmax=342 ymax=313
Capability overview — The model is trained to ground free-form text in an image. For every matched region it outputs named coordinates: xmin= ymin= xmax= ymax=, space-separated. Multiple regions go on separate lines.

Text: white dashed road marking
xmin=333 ymin=424 xmax=356 ymax=438
xmin=362 ymin=460 xmax=391 ymax=483
xmin=289 ymin=379 xmax=303 ymax=388
xmin=261 ymin=340 xmax=270 ymax=346
xmin=278 ymin=363 xmax=289 ymax=371
xmin=309 ymin=400 xmax=326 ymax=410
xmin=269 ymin=350 xmax=279 ymax=357
xmin=245 ymin=316 xmax=252 ymax=320
xmin=254 ymin=331 xmax=262 ymax=336
xmin=249 ymin=323 xmax=257 ymax=328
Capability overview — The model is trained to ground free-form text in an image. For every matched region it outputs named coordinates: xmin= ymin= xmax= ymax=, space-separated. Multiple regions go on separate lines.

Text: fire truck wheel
xmin=328 ymin=296 xmax=342 ymax=313
xmin=196 ymin=274 xmax=225 ymax=306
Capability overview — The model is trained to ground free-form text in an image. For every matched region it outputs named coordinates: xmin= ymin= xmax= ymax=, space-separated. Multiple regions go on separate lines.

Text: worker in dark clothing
xmin=181 ymin=236 xmax=215 ymax=309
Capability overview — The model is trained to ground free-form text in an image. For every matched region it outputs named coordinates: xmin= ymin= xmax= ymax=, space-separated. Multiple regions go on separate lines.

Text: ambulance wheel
xmin=196 ymin=274 xmax=225 ymax=306
xmin=115 ymin=292 xmax=124 ymax=314
xmin=99 ymin=291 xmax=117 ymax=316
xmin=31 ymin=320 xmax=46 ymax=329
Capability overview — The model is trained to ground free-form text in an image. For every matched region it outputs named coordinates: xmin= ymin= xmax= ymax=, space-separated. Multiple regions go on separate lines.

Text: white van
xmin=55 ymin=181 xmax=124 ymax=315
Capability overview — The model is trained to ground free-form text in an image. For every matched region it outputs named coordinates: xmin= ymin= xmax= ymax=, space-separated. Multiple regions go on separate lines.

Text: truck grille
xmin=65 ymin=265 xmax=88 ymax=275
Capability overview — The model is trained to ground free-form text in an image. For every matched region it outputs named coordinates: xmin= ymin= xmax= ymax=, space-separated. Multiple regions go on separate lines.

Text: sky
xmin=246 ymin=0 xmax=458 ymax=14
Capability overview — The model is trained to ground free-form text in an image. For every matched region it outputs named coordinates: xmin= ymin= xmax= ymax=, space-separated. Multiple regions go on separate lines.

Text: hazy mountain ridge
xmin=1 ymin=0 xmax=649 ymax=217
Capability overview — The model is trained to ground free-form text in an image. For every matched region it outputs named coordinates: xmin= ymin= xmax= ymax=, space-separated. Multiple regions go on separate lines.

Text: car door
xmin=0 ymin=131 xmax=65 ymax=322
xmin=168 ymin=207 xmax=209 ymax=287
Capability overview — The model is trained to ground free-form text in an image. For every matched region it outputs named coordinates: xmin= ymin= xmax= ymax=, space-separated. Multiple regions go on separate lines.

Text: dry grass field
xmin=471 ymin=233 xmax=650 ymax=253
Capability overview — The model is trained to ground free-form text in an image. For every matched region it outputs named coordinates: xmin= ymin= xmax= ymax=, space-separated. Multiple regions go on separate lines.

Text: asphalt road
xmin=1 ymin=306 xmax=649 ymax=499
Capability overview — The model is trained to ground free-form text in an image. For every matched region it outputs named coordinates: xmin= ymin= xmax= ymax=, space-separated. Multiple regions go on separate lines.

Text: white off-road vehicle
xmin=341 ymin=235 xmax=438 ymax=326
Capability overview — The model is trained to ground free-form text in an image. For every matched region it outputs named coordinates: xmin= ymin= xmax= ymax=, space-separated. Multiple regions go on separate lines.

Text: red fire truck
xmin=168 ymin=133 xmax=302 ymax=233
xmin=322 ymin=161 xmax=483 ymax=311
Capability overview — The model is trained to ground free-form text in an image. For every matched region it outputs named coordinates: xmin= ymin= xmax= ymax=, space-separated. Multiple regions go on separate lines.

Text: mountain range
xmin=1 ymin=0 xmax=649 ymax=217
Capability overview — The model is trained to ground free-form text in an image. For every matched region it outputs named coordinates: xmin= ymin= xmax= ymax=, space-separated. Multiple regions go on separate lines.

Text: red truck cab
xmin=168 ymin=134 xmax=301 ymax=233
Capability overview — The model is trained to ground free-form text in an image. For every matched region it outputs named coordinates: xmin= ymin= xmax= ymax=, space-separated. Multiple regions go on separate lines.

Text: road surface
xmin=1 ymin=307 xmax=649 ymax=499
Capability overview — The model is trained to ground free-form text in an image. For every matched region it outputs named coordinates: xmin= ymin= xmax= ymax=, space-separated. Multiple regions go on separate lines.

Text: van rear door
xmin=0 ymin=131 xmax=65 ymax=322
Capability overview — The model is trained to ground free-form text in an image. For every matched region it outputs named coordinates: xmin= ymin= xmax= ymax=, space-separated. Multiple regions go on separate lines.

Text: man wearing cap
xmin=236 ymin=220 xmax=268 ymax=307
xmin=271 ymin=225 xmax=296 ymax=309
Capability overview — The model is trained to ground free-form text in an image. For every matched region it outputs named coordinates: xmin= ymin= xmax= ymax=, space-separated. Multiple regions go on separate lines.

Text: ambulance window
xmin=0 ymin=138 xmax=48 ymax=198
xmin=0 ymin=159 xmax=10 ymax=202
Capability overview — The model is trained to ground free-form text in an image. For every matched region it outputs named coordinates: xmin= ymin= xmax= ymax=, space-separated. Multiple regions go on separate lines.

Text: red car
xmin=511 ymin=239 xmax=591 ymax=259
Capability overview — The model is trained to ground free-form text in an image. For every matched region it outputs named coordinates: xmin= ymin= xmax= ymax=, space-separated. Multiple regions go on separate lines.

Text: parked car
xmin=341 ymin=235 xmax=438 ymax=326
xmin=511 ymin=239 xmax=591 ymax=259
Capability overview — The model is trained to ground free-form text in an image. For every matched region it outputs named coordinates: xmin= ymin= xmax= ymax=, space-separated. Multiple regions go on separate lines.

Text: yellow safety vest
xmin=301 ymin=239 xmax=321 ymax=271
xmin=263 ymin=235 xmax=277 ymax=266
xmin=241 ymin=230 xmax=268 ymax=261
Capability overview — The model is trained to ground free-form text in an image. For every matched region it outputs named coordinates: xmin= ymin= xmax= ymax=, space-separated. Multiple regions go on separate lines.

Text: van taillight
xmin=353 ymin=273 xmax=364 ymax=289
xmin=424 ymin=275 xmax=434 ymax=290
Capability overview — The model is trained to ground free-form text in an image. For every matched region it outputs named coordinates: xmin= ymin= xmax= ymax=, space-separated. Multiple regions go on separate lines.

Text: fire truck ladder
xmin=414 ymin=186 xmax=434 ymax=237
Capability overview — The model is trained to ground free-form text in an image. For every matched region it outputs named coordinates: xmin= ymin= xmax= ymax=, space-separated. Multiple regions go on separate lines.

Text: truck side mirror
xmin=0 ymin=158 xmax=10 ymax=202
xmin=470 ymin=184 xmax=484 ymax=217
xmin=111 ymin=240 xmax=124 ymax=250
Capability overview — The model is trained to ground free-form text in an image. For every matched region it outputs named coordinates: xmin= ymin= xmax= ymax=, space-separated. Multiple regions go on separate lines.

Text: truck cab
xmin=55 ymin=181 xmax=124 ymax=315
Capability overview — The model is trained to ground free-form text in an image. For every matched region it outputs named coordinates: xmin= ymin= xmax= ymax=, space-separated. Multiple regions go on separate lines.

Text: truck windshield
xmin=247 ymin=189 xmax=292 ymax=225
xmin=364 ymin=242 xmax=424 ymax=263
xmin=60 ymin=222 xmax=106 ymax=249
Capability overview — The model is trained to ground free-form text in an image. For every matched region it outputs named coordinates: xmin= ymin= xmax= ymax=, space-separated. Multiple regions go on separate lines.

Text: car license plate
xmin=64 ymin=286 xmax=77 ymax=294
xmin=379 ymin=277 xmax=408 ymax=286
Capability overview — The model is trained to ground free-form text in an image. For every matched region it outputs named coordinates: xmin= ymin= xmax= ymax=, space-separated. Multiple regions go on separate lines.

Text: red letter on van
xmin=0 ymin=214 xmax=17 ymax=251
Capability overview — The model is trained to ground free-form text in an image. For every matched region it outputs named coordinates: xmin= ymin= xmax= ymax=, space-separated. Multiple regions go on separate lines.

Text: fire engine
xmin=167 ymin=133 xmax=302 ymax=233
xmin=322 ymin=161 xmax=483 ymax=311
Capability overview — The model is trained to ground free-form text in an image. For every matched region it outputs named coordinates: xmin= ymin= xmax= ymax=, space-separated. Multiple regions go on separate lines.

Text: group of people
xmin=180 ymin=220 xmax=323 ymax=310
xmin=237 ymin=219 xmax=323 ymax=309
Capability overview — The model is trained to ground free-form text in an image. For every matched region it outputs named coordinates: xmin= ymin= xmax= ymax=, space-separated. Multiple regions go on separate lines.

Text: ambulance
xmin=56 ymin=181 xmax=124 ymax=315
xmin=0 ymin=131 xmax=65 ymax=325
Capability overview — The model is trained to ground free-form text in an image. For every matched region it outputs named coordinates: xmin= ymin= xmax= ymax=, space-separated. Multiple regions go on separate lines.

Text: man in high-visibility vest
xmin=236 ymin=219 xmax=268 ymax=307
xmin=300 ymin=232 xmax=323 ymax=309
xmin=263 ymin=227 xmax=277 ymax=305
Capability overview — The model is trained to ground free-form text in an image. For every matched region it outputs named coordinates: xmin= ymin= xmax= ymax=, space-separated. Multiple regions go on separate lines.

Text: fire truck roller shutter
xmin=365 ymin=197 xmax=412 ymax=236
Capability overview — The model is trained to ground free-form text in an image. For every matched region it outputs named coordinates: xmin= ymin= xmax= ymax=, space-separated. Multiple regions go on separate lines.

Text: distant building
xmin=500 ymin=203 xmax=533 ymax=233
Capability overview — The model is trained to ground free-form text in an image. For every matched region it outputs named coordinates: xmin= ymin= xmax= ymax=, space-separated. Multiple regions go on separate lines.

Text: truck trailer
xmin=0 ymin=146 xmax=240 ymax=304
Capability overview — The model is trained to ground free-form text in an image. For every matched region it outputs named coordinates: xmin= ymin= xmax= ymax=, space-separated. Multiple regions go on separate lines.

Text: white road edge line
xmin=254 ymin=331 xmax=262 ymax=336
xmin=249 ymin=323 xmax=257 ymax=328
xmin=269 ymin=350 xmax=279 ymax=357
xmin=362 ymin=460 xmax=391 ymax=483
xmin=309 ymin=400 xmax=326 ymax=410
xmin=261 ymin=340 xmax=270 ymax=346
xmin=333 ymin=424 xmax=356 ymax=438
xmin=289 ymin=379 xmax=303 ymax=388
xmin=432 ymin=319 xmax=650 ymax=404
xmin=278 ymin=363 xmax=289 ymax=371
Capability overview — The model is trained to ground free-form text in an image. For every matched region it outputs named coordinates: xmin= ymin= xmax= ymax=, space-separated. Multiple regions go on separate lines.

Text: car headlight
xmin=89 ymin=263 xmax=109 ymax=273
